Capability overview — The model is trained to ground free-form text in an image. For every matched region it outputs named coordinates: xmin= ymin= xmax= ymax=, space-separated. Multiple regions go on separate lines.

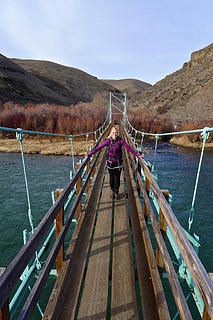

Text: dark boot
xmin=115 ymin=191 xmax=120 ymax=200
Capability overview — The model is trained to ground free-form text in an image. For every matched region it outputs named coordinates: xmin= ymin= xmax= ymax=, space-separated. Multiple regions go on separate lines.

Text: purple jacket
xmin=88 ymin=137 xmax=140 ymax=163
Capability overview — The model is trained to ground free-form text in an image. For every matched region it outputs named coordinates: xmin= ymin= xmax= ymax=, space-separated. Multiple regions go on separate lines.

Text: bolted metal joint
xmin=16 ymin=128 xmax=24 ymax=141
xmin=201 ymin=127 xmax=210 ymax=140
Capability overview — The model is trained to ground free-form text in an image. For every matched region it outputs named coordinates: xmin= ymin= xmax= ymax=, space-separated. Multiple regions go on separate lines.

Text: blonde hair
xmin=108 ymin=126 xmax=118 ymax=138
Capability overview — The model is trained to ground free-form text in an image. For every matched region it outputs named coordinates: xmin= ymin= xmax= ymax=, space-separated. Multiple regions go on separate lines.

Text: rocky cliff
xmin=133 ymin=43 xmax=213 ymax=125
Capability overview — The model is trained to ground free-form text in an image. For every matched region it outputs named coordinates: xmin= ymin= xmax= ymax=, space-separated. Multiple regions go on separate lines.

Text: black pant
xmin=108 ymin=167 xmax=121 ymax=193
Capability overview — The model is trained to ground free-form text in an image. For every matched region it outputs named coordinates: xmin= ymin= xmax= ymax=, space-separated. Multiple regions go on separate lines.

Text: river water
xmin=0 ymin=143 xmax=213 ymax=317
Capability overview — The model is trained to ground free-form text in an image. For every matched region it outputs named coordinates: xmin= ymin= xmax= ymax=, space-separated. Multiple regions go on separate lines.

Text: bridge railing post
xmin=55 ymin=189 xmax=64 ymax=275
xmin=137 ymin=161 xmax=141 ymax=195
xmin=96 ymin=152 xmax=100 ymax=168
xmin=0 ymin=268 xmax=10 ymax=320
xmin=92 ymin=154 xmax=96 ymax=178
xmin=76 ymin=162 xmax=81 ymax=221
xmin=156 ymin=190 xmax=169 ymax=278
xmin=86 ymin=159 xmax=90 ymax=194
xmin=132 ymin=155 xmax=137 ymax=179
xmin=143 ymin=163 xmax=152 ymax=220
xmin=202 ymin=306 xmax=211 ymax=320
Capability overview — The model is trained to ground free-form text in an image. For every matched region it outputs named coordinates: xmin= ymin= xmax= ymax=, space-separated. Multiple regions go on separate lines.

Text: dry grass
xmin=0 ymin=138 xmax=95 ymax=156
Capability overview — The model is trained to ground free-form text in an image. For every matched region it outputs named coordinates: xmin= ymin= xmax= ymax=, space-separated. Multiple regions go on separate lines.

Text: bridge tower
xmin=109 ymin=92 xmax=127 ymax=124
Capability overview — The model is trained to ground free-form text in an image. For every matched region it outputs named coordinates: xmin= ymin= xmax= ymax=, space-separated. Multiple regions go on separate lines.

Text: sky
xmin=0 ymin=0 xmax=213 ymax=85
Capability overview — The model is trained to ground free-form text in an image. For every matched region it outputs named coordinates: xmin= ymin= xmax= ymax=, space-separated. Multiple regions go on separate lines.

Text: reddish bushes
xmin=2 ymin=101 xmax=212 ymax=143
xmin=0 ymin=102 xmax=107 ymax=137
xmin=127 ymin=109 xmax=174 ymax=140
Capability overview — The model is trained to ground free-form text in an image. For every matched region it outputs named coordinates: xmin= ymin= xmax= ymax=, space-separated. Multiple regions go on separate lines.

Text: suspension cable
xmin=86 ymin=134 xmax=89 ymax=152
xmin=140 ymin=133 xmax=145 ymax=148
xmin=69 ymin=136 xmax=75 ymax=172
xmin=152 ymin=134 xmax=159 ymax=173
xmin=188 ymin=128 xmax=210 ymax=232
xmin=16 ymin=129 xmax=41 ymax=269
xmin=16 ymin=129 xmax=34 ymax=234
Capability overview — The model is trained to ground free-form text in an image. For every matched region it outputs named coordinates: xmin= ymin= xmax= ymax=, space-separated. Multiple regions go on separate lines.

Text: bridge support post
xmin=202 ymin=309 xmax=211 ymax=320
xmin=137 ymin=161 xmax=141 ymax=195
xmin=0 ymin=268 xmax=10 ymax=320
xmin=143 ymin=163 xmax=152 ymax=220
xmin=123 ymin=92 xmax=127 ymax=124
xmin=92 ymin=155 xmax=96 ymax=178
xmin=55 ymin=189 xmax=64 ymax=275
xmin=156 ymin=190 xmax=169 ymax=278
xmin=76 ymin=163 xmax=81 ymax=221
xmin=109 ymin=92 xmax=112 ymax=123
xmin=132 ymin=155 xmax=137 ymax=179
xmin=86 ymin=160 xmax=90 ymax=194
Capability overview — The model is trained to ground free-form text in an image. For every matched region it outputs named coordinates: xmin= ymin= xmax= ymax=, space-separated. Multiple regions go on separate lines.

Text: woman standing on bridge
xmin=86 ymin=126 xmax=143 ymax=200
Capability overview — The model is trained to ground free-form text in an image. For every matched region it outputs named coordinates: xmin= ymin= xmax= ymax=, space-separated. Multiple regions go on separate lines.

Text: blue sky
xmin=0 ymin=0 xmax=212 ymax=84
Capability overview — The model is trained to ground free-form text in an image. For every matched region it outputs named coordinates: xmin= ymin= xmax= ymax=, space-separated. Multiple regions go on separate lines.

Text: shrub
xmin=127 ymin=109 xmax=174 ymax=140
xmin=0 ymin=101 xmax=108 ymax=137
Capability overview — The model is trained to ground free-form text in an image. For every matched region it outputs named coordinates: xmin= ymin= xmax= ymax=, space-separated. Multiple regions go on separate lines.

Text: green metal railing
xmin=0 ymin=122 xmax=110 ymax=319
xmin=123 ymin=118 xmax=213 ymax=318
xmin=0 ymin=112 xmax=110 ymax=319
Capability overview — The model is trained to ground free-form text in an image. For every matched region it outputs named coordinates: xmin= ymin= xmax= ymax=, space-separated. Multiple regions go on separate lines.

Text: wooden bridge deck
xmin=41 ymin=126 xmax=213 ymax=320
xmin=43 ymin=154 xmax=163 ymax=320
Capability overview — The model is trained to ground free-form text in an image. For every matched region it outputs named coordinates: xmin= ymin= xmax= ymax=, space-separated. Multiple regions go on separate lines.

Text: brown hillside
xmin=0 ymin=54 xmax=74 ymax=105
xmin=133 ymin=43 xmax=213 ymax=125
xmin=102 ymin=78 xmax=151 ymax=96
xmin=12 ymin=58 xmax=117 ymax=105
xmin=0 ymin=54 xmax=117 ymax=106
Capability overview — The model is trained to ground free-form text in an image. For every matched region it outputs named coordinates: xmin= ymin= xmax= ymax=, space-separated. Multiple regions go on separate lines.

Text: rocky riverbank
xmin=0 ymin=139 xmax=95 ymax=156
xmin=170 ymin=136 xmax=213 ymax=148
xmin=1 ymin=136 xmax=212 ymax=157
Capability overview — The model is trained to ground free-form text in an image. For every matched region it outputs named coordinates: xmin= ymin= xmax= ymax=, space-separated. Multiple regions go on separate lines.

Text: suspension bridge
xmin=0 ymin=93 xmax=213 ymax=320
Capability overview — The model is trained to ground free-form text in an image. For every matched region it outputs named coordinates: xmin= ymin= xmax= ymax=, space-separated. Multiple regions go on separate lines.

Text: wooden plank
xmin=43 ymin=156 xmax=107 ymax=320
xmin=123 ymin=151 xmax=159 ymax=320
xmin=124 ymin=149 xmax=170 ymax=320
xmin=0 ymin=268 xmax=10 ymax=320
xmin=137 ymin=172 xmax=193 ymax=320
xmin=202 ymin=307 xmax=211 ymax=320
xmin=123 ymin=144 xmax=191 ymax=319
xmin=77 ymin=172 xmax=112 ymax=319
xmin=202 ymin=274 xmax=213 ymax=319
xmin=111 ymin=172 xmax=139 ymax=319
xmin=0 ymin=300 xmax=10 ymax=320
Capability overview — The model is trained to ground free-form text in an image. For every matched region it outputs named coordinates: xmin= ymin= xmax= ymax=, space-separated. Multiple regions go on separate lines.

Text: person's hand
xmin=138 ymin=153 xmax=144 ymax=159
xmin=84 ymin=153 xmax=89 ymax=157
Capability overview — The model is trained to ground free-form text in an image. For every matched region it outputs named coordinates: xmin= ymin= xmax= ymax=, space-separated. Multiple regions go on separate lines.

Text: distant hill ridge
xmin=0 ymin=55 xmax=150 ymax=107
xmin=0 ymin=42 xmax=213 ymax=125
xmin=102 ymin=78 xmax=151 ymax=96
